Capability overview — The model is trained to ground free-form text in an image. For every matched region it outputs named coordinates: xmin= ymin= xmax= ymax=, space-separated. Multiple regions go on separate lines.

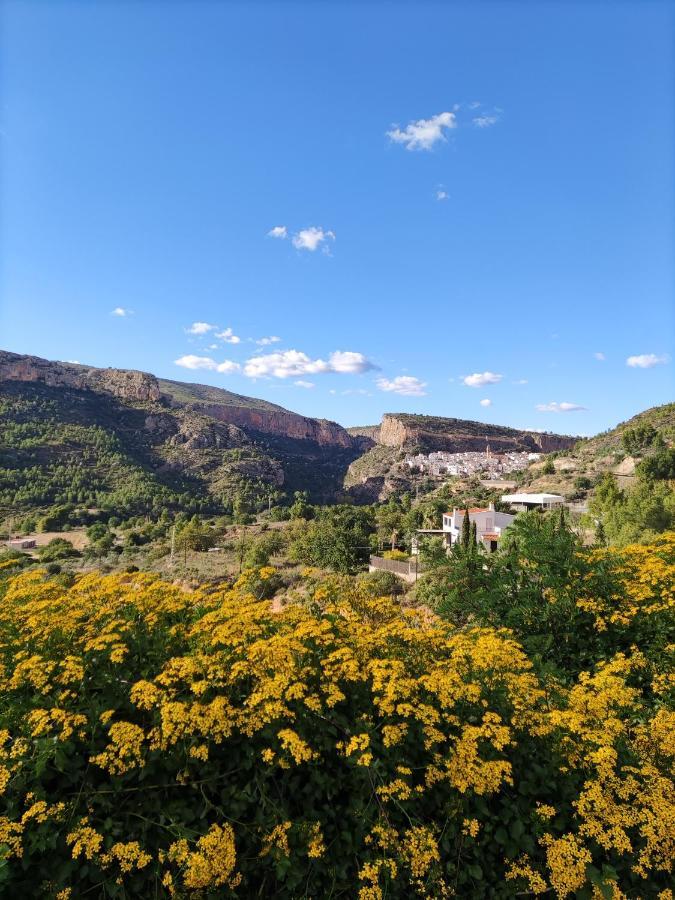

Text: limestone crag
xmin=374 ymin=413 xmax=577 ymax=453
xmin=0 ymin=350 xmax=161 ymax=403
xmin=201 ymin=404 xmax=354 ymax=448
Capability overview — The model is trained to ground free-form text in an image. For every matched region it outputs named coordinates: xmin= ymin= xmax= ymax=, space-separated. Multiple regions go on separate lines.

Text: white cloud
xmin=536 ymin=401 xmax=587 ymax=413
xmin=256 ymin=335 xmax=282 ymax=346
xmin=626 ymin=353 xmax=669 ymax=369
xmin=111 ymin=307 xmax=131 ymax=317
xmin=66 ymin=359 xmax=80 ymax=364
xmin=480 ymin=398 xmax=492 ymax=407
xmin=329 ymin=350 xmax=375 ymax=373
xmin=215 ymin=327 xmax=241 ymax=344
xmin=214 ymin=360 xmax=241 ymax=374
xmin=243 ymin=349 xmax=375 ymax=379
xmin=292 ymin=226 xmax=335 ymax=252
xmin=294 ymin=380 xmax=314 ymax=389
xmin=473 ymin=115 xmax=498 ymax=128
xmin=186 ymin=322 xmax=216 ymax=335
xmin=594 ymin=352 xmax=606 ymax=361
xmin=436 ymin=189 xmax=449 ymax=201
xmin=376 ymin=375 xmax=427 ymax=397
xmin=174 ymin=355 xmax=240 ymax=374
xmin=462 ymin=371 xmax=503 ymax=388
xmin=513 ymin=378 xmax=528 ymax=385
xmin=387 ymin=111 xmax=456 ymax=151
xmin=267 ymin=225 xmax=288 ymax=239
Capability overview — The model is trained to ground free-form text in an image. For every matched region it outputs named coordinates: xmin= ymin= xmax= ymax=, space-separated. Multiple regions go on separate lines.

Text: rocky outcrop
xmin=201 ymin=404 xmax=355 ymax=448
xmin=0 ymin=350 xmax=161 ymax=403
xmin=168 ymin=418 xmax=250 ymax=451
xmin=374 ymin=413 xmax=577 ymax=454
xmin=528 ymin=432 xmax=580 ymax=453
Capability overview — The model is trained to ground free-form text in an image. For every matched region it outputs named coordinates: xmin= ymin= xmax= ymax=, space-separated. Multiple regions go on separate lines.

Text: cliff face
xmin=375 ymin=413 xmax=577 ymax=454
xmin=0 ymin=350 xmax=161 ymax=403
xmin=0 ymin=349 xmax=359 ymax=456
xmin=202 ymin=404 xmax=354 ymax=448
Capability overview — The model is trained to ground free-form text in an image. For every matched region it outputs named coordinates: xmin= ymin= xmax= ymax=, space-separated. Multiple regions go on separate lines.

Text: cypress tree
xmin=471 ymin=520 xmax=478 ymax=550
xmin=461 ymin=509 xmax=471 ymax=549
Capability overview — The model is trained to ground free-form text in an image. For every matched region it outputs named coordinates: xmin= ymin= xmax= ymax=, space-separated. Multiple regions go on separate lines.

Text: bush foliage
xmin=0 ymin=533 xmax=673 ymax=897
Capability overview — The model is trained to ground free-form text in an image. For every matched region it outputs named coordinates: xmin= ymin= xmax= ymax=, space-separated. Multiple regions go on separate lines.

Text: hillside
xmin=345 ymin=412 xmax=577 ymax=501
xmin=519 ymin=402 xmax=675 ymax=499
xmin=0 ymin=351 xmax=364 ymax=517
xmin=2 ymin=349 xmax=653 ymax=517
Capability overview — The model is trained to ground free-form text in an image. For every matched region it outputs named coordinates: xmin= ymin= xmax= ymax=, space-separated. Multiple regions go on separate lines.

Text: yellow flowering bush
xmin=0 ymin=552 xmax=672 ymax=897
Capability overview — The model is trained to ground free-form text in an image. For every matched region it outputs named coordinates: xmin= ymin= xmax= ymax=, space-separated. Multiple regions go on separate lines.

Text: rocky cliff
xmin=374 ymin=413 xmax=577 ymax=453
xmin=0 ymin=350 xmax=161 ymax=403
xmin=202 ymin=404 xmax=354 ymax=448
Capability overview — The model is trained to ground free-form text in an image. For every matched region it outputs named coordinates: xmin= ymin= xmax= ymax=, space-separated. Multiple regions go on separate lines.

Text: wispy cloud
xmin=292 ymin=227 xmax=335 ymax=252
xmin=376 ymin=375 xmax=427 ymax=397
xmin=594 ymin=352 xmax=606 ymax=361
xmin=267 ymin=225 xmax=287 ymax=239
xmin=256 ymin=335 xmax=281 ymax=346
xmin=186 ymin=322 xmax=216 ymax=335
xmin=243 ymin=349 xmax=376 ymax=379
xmin=536 ymin=401 xmax=587 ymax=413
xmin=480 ymin=398 xmax=492 ymax=407
xmin=436 ymin=189 xmax=449 ymax=201
xmin=294 ymin=380 xmax=314 ymax=389
xmin=215 ymin=327 xmax=240 ymax=344
xmin=174 ymin=355 xmax=240 ymax=374
xmin=462 ymin=371 xmax=503 ymax=388
xmin=111 ymin=307 xmax=131 ymax=317
xmin=512 ymin=378 xmax=528 ymax=385
xmin=472 ymin=114 xmax=499 ymax=128
xmin=626 ymin=353 xmax=669 ymax=369
xmin=387 ymin=111 xmax=456 ymax=151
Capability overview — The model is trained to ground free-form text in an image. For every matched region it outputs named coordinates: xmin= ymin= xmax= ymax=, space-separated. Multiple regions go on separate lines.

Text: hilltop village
xmin=404 ymin=447 xmax=540 ymax=479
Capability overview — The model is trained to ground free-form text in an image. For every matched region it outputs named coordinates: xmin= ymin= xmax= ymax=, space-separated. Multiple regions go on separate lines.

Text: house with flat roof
xmin=501 ymin=492 xmax=565 ymax=512
xmin=440 ymin=503 xmax=515 ymax=552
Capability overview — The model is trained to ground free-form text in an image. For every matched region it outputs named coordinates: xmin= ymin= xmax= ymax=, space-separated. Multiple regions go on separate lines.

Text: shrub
xmin=0 ymin=558 xmax=672 ymax=897
xmin=356 ymin=569 xmax=406 ymax=596
xmin=37 ymin=538 xmax=79 ymax=563
xmin=382 ymin=549 xmax=408 ymax=562
xmin=541 ymin=458 xmax=555 ymax=475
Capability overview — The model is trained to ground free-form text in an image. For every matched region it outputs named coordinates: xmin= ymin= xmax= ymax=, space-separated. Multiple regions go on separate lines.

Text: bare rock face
xmin=0 ymin=350 xmax=161 ymax=403
xmin=372 ymin=413 xmax=577 ymax=454
xmin=201 ymin=404 xmax=354 ymax=448
xmin=168 ymin=418 xmax=249 ymax=450
xmin=528 ymin=432 xmax=579 ymax=453
xmin=378 ymin=415 xmax=412 ymax=448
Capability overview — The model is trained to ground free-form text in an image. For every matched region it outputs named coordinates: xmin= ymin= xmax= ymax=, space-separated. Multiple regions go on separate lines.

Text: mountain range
xmin=0 ymin=349 xmax=581 ymax=515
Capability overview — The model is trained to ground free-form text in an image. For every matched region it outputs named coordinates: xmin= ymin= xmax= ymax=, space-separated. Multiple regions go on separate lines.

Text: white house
xmin=501 ymin=492 xmax=565 ymax=512
xmin=441 ymin=503 xmax=515 ymax=552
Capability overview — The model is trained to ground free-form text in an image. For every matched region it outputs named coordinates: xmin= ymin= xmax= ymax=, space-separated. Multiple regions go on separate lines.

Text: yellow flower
xmin=169 ymin=824 xmax=239 ymax=890
xmin=66 ymin=823 xmax=104 ymax=861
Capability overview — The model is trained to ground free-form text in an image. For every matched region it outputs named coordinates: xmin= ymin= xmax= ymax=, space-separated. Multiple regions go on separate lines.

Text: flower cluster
xmin=0 ymin=539 xmax=672 ymax=897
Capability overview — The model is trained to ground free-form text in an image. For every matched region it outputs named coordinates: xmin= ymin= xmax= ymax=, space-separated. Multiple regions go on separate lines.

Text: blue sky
xmin=1 ymin=1 xmax=673 ymax=432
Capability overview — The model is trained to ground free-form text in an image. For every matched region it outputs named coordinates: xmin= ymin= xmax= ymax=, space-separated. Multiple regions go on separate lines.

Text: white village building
xmin=501 ymin=492 xmax=565 ymax=512
xmin=440 ymin=503 xmax=515 ymax=552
